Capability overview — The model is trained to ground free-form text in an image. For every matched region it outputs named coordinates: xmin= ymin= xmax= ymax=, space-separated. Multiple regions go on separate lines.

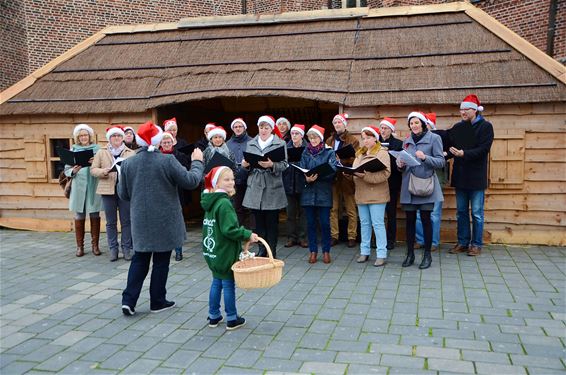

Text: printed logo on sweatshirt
xmin=203 ymin=225 xmax=216 ymax=258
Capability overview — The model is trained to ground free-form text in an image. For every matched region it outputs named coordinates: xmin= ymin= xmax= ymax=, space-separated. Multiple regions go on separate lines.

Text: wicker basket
xmin=231 ymin=237 xmax=284 ymax=289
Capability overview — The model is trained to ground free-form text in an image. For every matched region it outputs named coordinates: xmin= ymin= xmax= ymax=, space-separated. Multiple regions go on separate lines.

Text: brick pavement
xmin=1 ymin=229 xmax=565 ymax=374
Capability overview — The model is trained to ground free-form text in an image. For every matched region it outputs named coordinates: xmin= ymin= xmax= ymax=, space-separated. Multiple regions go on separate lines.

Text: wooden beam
xmin=465 ymin=6 xmax=566 ymax=85
xmin=367 ymin=1 xmax=471 ymax=18
xmin=0 ymin=31 xmax=107 ymax=105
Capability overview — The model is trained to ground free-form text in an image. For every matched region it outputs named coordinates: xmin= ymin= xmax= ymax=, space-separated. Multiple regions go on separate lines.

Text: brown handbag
xmin=58 ymin=171 xmax=72 ymax=199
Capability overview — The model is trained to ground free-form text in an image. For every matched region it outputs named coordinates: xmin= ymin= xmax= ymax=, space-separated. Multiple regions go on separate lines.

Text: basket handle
xmin=243 ymin=236 xmax=276 ymax=264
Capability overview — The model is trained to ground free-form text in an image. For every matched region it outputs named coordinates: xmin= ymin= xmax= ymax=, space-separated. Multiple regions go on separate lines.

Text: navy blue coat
xmin=450 ymin=116 xmax=494 ymax=190
xmin=299 ymin=147 xmax=337 ymax=207
xmin=283 ymin=139 xmax=307 ymax=195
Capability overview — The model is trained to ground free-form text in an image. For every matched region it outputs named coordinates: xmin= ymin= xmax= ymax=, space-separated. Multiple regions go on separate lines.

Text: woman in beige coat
xmin=91 ymin=126 xmax=136 ymax=261
xmin=352 ymin=126 xmax=391 ymax=267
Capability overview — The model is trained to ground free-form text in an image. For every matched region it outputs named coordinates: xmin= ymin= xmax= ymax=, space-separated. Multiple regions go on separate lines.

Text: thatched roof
xmin=1 ymin=2 xmax=565 ymax=115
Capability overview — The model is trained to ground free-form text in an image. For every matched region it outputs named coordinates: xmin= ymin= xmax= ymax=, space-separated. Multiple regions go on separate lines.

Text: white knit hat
xmin=230 ymin=118 xmax=247 ymax=130
xmin=73 ymin=124 xmax=94 ymax=138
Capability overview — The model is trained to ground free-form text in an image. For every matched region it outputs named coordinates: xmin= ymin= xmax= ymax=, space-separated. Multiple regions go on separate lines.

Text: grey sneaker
xmin=356 ymin=255 xmax=369 ymax=263
xmin=374 ymin=258 xmax=386 ymax=267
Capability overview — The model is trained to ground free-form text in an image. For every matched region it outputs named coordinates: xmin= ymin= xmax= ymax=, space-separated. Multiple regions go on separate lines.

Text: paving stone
xmin=34 ymin=349 xmax=83 ymax=372
xmin=380 ymin=354 xmax=425 ymax=369
xmin=51 ymin=330 xmax=91 ymax=346
xmin=300 ymin=361 xmax=347 ymax=374
xmin=335 ymin=352 xmax=381 ymax=365
xmin=346 ymin=363 xmax=388 ymax=374
xmin=475 ymin=362 xmax=527 ymax=374
xmin=253 ymin=357 xmax=302 ymax=372
xmin=510 ymin=354 xmax=565 ymax=369
xmin=415 ymin=346 xmax=460 ymax=359
xmin=462 ymin=349 xmax=511 ymax=364
xmin=0 ymin=360 xmax=37 ymax=374
xmin=162 ymin=349 xmax=200 ymax=368
xmin=225 ymin=348 xmax=261 ymax=367
xmin=445 ymin=338 xmax=491 ymax=351
xmin=427 ymin=358 xmax=475 ymax=373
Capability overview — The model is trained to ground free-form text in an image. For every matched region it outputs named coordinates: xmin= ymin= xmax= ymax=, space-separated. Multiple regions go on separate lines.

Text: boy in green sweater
xmin=201 ymin=166 xmax=258 ymax=330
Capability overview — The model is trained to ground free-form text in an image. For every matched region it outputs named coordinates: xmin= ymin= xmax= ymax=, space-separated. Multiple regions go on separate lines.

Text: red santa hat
xmin=307 ymin=125 xmax=325 ymax=141
xmin=361 ymin=125 xmax=380 ymax=139
xmin=425 ymin=113 xmax=437 ymax=130
xmin=204 ymin=123 xmax=216 ymax=132
xmin=136 ymin=121 xmax=163 ymax=151
xmin=333 ymin=113 xmax=349 ymax=126
xmin=407 ymin=111 xmax=429 ymax=125
xmin=106 ymin=125 xmax=125 ymax=141
xmin=73 ymin=123 xmax=94 ymax=138
xmin=380 ymin=117 xmax=397 ymax=132
xmin=207 ymin=126 xmax=227 ymax=141
xmin=290 ymin=124 xmax=305 ymax=137
xmin=276 ymin=117 xmax=290 ymax=127
xmin=163 ymin=117 xmax=177 ymax=131
xmin=230 ymin=118 xmax=247 ymax=130
xmin=460 ymin=94 xmax=484 ymax=112
xmin=204 ymin=166 xmax=230 ymax=193
xmin=257 ymin=115 xmax=276 ymax=129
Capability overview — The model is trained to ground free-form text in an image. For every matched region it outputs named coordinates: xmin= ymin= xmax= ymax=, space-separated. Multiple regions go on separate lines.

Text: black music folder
xmin=287 ymin=146 xmax=305 ymax=163
xmin=291 ymin=162 xmax=335 ymax=178
xmin=336 ymin=158 xmax=387 ymax=174
xmin=243 ymin=146 xmax=286 ymax=168
xmin=335 ymin=144 xmax=356 ymax=160
xmin=57 ymin=147 xmax=94 ymax=167
xmin=204 ymin=152 xmax=235 ymax=174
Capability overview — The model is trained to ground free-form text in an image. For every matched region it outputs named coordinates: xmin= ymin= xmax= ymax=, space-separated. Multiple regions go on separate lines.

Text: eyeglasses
xmin=233 ymin=125 xmax=244 ymax=129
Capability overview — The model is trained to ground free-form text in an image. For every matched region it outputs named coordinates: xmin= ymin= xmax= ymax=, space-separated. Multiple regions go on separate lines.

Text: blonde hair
xmin=74 ymin=130 xmax=93 ymax=145
xmin=213 ymin=168 xmax=235 ymax=197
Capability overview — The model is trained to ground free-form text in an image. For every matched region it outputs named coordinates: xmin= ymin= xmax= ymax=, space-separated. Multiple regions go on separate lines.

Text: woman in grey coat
xmin=118 ymin=122 xmax=204 ymax=316
xmin=241 ymin=115 xmax=288 ymax=258
xmin=397 ymin=112 xmax=445 ymax=270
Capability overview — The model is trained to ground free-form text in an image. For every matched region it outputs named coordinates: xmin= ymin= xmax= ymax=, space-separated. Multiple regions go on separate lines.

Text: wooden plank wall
xmin=346 ymin=102 xmax=566 ymax=246
xmin=0 ymin=103 xmax=564 ymax=246
xmin=0 ymin=112 xmax=151 ymax=231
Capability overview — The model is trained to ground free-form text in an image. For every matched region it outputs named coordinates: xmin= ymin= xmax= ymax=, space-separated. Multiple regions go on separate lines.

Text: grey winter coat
xmin=399 ymin=131 xmax=445 ymax=205
xmin=117 ymin=147 xmax=204 ymax=252
xmin=242 ymin=135 xmax=289 ymax=210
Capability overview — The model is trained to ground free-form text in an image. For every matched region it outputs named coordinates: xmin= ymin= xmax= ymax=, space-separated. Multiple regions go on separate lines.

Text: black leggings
xmin=406 ymin=210 xmax=432 ymax=252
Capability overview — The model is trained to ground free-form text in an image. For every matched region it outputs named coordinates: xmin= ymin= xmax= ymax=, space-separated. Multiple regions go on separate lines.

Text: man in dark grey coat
xmin=118 ymin=121 xmax=204 ymax=316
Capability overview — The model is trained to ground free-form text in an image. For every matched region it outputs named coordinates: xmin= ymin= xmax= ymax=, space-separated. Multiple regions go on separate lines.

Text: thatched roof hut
xmin=1 ymin=2 xmax=565 ymax=245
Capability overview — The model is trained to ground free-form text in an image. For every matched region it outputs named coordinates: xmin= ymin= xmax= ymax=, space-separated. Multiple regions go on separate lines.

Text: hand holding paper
xmin=389 ymin=150 xmax=421 ymax=167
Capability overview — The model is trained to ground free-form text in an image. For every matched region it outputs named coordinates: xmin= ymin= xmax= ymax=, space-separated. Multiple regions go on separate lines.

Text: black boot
xmin=419 ymin=250 xmax=432 ymax=269
xmin=402 ymin=249 xmax=415 ymax=267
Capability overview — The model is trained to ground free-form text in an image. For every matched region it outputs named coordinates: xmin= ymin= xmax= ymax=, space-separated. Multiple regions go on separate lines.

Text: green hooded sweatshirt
xmin=201 ymin=191 xmax=252 ymax=280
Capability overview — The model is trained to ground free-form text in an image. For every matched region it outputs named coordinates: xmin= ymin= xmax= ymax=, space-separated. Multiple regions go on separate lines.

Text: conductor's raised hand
xmin=191 ymin=148 xmax=204 ymax=162
xmin=241 ymin=159 xmax=250 ymax=168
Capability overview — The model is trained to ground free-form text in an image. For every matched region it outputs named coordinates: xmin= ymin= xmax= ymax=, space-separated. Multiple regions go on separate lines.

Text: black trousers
xmin=122 ymin=251 xmax=172 ymax=309
xmin=252 ymin=209 xmax=279 ymax=258
xmin=385 ymin=185 xmax=400 ymax=245
xmin=405 ymin=210 xmax=432 ymax=252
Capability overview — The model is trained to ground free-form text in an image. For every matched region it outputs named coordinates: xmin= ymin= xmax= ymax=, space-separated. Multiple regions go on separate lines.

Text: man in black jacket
xmin=379 ymin=117 xmax=403 ymax=250
xmin=448 ymin=95 xmax=494 ymax=256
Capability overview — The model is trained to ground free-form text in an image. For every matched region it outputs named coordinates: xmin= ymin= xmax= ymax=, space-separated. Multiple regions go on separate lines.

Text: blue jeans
xmin=357 ymin=203 xmax=387 ymax=258
xmin=122 ymin=251 xmax=172 ymax=309
xmin=304 ymin=206 xmax=331 ymax=253
xmin=209 ymin=278 xmax=237 ymax=321
xmin=416 ymin=201 xmax=443 ymax=246
xmin=455 ymin=189 xmax=485 ymax=247
xmin=101 ymin=194 xmax=132 ymax=254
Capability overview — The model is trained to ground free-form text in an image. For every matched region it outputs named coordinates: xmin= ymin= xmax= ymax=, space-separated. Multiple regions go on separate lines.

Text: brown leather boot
xmin=308 ymin=252 xmax=317 ymax=264
xmin=90 ymin=217 xmax=101 ymax=256
xmin=75 ymin=219 xmax=85 ymax=257
xmin=323 ymin=252 xmax=331 ymax=264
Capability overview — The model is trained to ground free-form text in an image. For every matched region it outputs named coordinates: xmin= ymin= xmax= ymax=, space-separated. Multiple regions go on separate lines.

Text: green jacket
xmin=201 ymin=191 xmax=252 ymax=279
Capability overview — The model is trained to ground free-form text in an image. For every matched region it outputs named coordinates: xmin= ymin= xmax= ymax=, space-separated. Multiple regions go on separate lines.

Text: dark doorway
xmin=156 ymin=96 xmax=339 ymax=220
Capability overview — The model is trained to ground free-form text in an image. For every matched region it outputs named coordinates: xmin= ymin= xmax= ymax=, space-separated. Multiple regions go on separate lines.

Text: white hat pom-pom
xmin=478 ymin=105 xmax=484 ymax=112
